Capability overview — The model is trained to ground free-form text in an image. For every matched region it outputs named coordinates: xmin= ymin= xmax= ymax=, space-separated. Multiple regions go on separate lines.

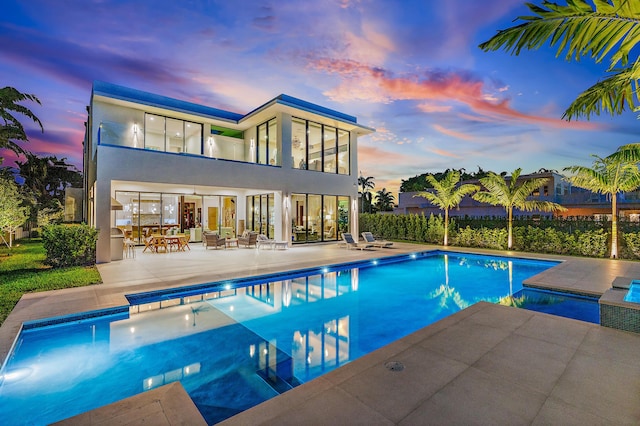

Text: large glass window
xmin=166 ymin=118 xmax=183 ymax=153
xmin=324 ymin=126 xmax=337 ymax=173
xmin=268 ymin=120 xmax=278 ymax=166
xmin=115 ymin=192 xmax=138 ymax=241
xmin=323 ymin=196 xmax=337 ymax=241
xmin=246 ymin=193 xmax=275 ymax=238
xmin=291 ymin=118 xmax=350 ymax=175
xmin=145 ymin=114 xmax=164 ymax=151
xmin=292 ymin=194 xmax=307 ymax=242
xmin=338 ymin=196 xmax=350 ymax=236
xmin=221 ymin=196 xmax=236 ymax=237
xmin=115 ymin=191 xmax=230 ymax=243
xmin=144 ymin=113 xmax=202 ymax=155
xmin=292 ymin=194 xmax=345 ymax=243
xmin=161 ymin=194 xmax=179 ymax=228
xmin=139 ymin=193 xmax=162 ymax=236
xmin=257 ymin=122 xmax=268 ymax=165
xmin=337 ymin=130 xmax=349 ymax=175
xmin=256 ymin=118 xmax=279 ymax=166
xmin=184 ymin=122 xmax=202 ymax=154
xmin=308 ymin=123 xmax=322 ymax=171
xmin=307 ymin=195 xmax=322 ymax=241
xmin=95 ymin=103 xmax=145 ymax=149
xmin=292 ymin=118 xmax=307 ymax=170
xmin=207 ymin=126 xmax=246 ymax=161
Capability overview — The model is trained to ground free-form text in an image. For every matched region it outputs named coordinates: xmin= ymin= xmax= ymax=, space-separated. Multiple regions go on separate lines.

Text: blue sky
xmin=1 ymin=0 xmax=638 ymax=197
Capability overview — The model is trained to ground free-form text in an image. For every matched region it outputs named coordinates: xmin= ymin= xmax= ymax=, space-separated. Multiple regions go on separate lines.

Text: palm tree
xmin=564 ymin=152 xmax=640 ymax=258
xmin=374 ymin=188 xmax=395 ymax=212
xmin=473 ymin=168 xmax=566 ymax=249
xmin=0 ymin=86 xmax=43 ymax=155
xmin=358 ymin=174 xmax=375 ymax=213
xmin=414 ymin=170 xmax=479 ymax=246
xmin=479 ymin=0 xmax=640 ymax=120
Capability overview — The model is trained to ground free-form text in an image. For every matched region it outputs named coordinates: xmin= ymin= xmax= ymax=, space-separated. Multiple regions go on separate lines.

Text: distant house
xmin=83 ymin=82 xmax=374 ymax=263
xmin=394 ymin=171 xmax=640 ymax=220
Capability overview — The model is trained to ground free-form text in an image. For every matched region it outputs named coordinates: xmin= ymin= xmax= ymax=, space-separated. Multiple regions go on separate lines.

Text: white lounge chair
xmin=342 ymin=232 xmax=374 ymax=250
xmin=256 ymin=234 xmax=275 ymax=249
xmin=362 ymin=232 xmax=393 ymax=248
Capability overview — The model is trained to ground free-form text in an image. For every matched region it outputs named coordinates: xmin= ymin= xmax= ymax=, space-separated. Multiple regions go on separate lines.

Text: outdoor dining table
xmin=151 ymin=234 xmax=190 ymax=252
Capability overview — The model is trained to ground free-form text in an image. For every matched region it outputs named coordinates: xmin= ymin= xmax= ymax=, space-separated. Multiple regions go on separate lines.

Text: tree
xmin=479 ymin=0 xmax=640 ymax=120
xmin=473 ymin=168 xmax=566 ymax=249
xmin=0 ymin=86 xmax=43 ymax=156
xmin=358 ymin=174 xmax=375 ymax=213
xmin=0 ymin=175 xmax=28 ymax=247
xmin=414 ymin=170 xmax=480 ymax=246
xmin=564 ymin=152 xmax=640 ymax=258
xmin=374 ymin=188 xmax=395 ymax=212
xmin=16 ymin=153 xmax=82 ymax=229
xmin=400 ymin=167 xmax=490 ymax=192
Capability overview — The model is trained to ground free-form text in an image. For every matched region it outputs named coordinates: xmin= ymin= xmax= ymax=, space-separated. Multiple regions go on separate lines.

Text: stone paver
xmin=2 ymin=243 xmax=640 ymax=425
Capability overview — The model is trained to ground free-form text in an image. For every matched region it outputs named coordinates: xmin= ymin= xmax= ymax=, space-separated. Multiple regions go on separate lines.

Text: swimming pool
xmin=0 ymin=251 xmax=572 ymax=424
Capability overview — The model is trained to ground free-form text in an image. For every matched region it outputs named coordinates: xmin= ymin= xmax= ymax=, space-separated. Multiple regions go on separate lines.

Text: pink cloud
xmin=358 ymin=144 xmax=415 ymax=166
xmin=308 ymin=58 xmax=601 ymax=131
xmin=418 ymin=103 xmax=452 ymax=113
xmin=429 ymin=147 xmax=463 ymax=159
xmin=432 ymin=124 xmax=476 ymax=141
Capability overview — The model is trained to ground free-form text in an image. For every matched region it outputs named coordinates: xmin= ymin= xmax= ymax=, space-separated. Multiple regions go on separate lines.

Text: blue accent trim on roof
xmin=275 ymin=94 xmax=357 ymax=124
xmin=93 ymin=81 xmax=365 ymax=127
xmin=92 ymin=81 xmax=244 ymax=122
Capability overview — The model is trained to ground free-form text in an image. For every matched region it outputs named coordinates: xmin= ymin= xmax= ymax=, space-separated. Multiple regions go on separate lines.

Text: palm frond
xmin=415 ymin=171 xmax=479 ymax=210
xmin=562 ymin=63 xmax=640 ymax=119
xmin=515 ymin=177 xmax=549 ymax=201
xmin=607 ymin=143 xmax=640 ymax=163
xmin=473 ymin=190 xmax=502 ymax=206
xmin=521 ymin=200 xmax=568 ymax=212
xmin=0 ymin=87 xmax=42 ymax=131
xmin=479 ymin=0 xmax=640 ymax=67
xmin=479 ymin=0 xmax=640 ymax=119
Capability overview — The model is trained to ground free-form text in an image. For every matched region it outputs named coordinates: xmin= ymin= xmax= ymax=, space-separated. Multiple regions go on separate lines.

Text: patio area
xmin=2 ymin=242 xmax=640 ymax=424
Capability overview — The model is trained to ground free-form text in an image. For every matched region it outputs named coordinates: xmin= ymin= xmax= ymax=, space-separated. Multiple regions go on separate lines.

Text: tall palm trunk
xmin=444 ymin=208 xmax=449 ymax=246
xmin=611 ymin=194 xmax=618 ymax=259
xmin=507 ymin=207 xmax=513 ymax=249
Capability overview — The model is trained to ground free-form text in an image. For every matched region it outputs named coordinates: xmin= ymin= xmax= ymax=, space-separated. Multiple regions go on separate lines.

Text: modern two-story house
xmin=83 ymin=82 xmax=374 ymax=263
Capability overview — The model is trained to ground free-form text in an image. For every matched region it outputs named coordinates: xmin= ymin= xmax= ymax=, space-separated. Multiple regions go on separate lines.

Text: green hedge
xmin=359 ymin=214 xmax=611 ymax=258
xmin=41 ymin=224 xmax=99 ymax=267
xmin=360 ymin=213 xmax=445 ymax=244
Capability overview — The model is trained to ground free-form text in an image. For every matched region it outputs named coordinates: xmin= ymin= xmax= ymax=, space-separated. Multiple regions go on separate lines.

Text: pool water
xmin=624 ymin=282 xmax=640 ymax=303
xmin=0 ymin=251 xmax=588 ymax=424
xmin=507 ymin=288 xmax=599 ymax=323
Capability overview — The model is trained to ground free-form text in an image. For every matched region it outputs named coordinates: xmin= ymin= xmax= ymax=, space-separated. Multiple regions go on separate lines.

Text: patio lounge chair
xmin=256 ymin=234 xmax=274 ymax=249
xmin=238 ymin=231 xmax=258 ymax=248
xmin=342 ymin=232 xmax=374 ymax=250
xmin=362 ymin=232 xmax=393 ymax=248
xmin=203 ymin=232 xmax=226 ymax=250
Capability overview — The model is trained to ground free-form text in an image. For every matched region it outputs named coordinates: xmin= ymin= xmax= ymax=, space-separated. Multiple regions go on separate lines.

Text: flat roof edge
xmin=92 ymin=81 xmax=243 ymax=123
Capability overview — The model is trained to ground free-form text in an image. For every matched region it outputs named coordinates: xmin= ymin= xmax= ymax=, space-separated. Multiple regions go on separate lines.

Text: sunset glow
xmin=2 ymin=0 xmax=637 ymax=197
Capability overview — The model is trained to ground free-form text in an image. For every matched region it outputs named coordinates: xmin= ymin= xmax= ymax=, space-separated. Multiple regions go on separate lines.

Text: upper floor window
xmin=292 ymin=117 xmax=350 ymax=175
xmin=144 ymin=113 xmax=203 ymax=155
xmin=256 ymin=118 xmax=279 ymax=166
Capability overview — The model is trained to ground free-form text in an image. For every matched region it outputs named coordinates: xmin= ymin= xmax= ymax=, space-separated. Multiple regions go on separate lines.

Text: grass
xmin=0 ymin=239 xmax=102 ymax=326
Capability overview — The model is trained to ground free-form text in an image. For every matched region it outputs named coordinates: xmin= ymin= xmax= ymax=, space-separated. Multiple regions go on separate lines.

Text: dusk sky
xmin=2 ymin=0 xmax=639 ymax=197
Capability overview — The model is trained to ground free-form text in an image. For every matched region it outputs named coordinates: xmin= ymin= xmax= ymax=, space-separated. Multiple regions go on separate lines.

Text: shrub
xmin=452 ymin=226 xmax=507 ymax=250
xmin=575 ymin=229 xmax=608 ymax=258
xmin=622 ymin=232 xmax=640 ymax=259
xmin=41 ymin=224 xmax=99 ymax=267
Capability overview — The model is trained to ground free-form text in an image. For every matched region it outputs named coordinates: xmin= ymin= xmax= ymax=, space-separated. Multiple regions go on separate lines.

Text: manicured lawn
xmin=0 ymin=239 xmax=102 ymax=325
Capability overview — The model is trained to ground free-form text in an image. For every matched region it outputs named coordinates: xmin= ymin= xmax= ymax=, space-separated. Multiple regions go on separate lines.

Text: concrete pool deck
xmin=2 ymin=242 xmax=640 ymax=424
